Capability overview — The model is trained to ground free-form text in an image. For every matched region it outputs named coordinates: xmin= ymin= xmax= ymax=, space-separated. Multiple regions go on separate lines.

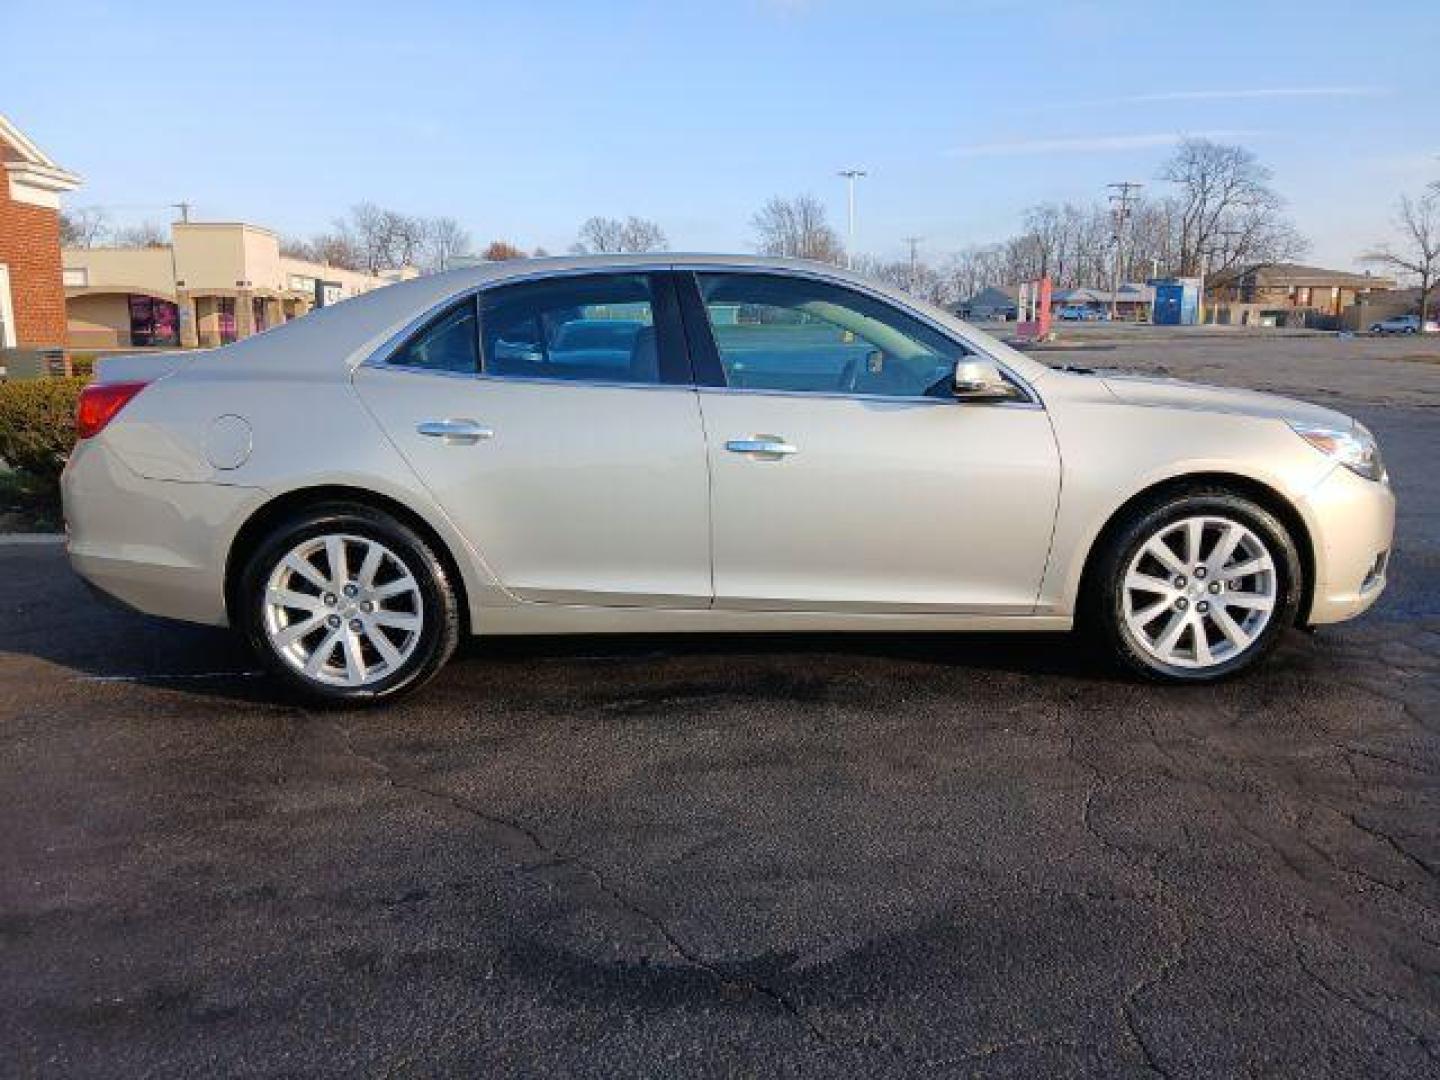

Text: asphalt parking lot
xmin=3 ymin=328 xmax=1438 ymax=1077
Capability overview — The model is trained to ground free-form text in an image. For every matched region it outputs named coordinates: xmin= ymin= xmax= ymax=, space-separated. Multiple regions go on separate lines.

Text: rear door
xmin=354 ymin=270 xmax=713 ymax=608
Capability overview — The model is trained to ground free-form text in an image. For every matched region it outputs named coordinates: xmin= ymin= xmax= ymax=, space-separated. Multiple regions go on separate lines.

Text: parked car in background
xmin=1369 ymin=314 xmax=1439 ymax=334
xmin=63 ymin=254 xmax=1394 ymax=704
xmin=1057 ymin=305 xmax=1102 ymax=321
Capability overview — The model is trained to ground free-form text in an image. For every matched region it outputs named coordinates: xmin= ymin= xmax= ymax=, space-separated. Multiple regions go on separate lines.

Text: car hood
xmin=1099 ymin=373 xmax=1358 ymax=430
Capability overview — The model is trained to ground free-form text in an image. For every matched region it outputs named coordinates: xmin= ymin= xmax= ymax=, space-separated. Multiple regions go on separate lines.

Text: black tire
xmin=238 ymin=502 xmax=460 ymax=706
xmin=1084 ymin=488 xmax=1304 ymax=682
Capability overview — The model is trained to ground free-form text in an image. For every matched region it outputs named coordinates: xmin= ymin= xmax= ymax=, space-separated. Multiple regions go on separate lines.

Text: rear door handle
xmin=725 ymin=437 xmax=798 ymax=457
xmin=417 ymin=419 xmax=494 ymax=445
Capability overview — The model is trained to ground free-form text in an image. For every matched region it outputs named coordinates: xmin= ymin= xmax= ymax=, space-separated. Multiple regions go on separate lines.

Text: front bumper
xmin=62 ymin=438 xmax=264 ymax=627
xmin=1301 ymin=464 xmax=1396 ymax=625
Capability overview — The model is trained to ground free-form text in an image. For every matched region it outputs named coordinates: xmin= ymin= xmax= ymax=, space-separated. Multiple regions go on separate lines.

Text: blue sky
xmin=3 ymin=0 xmax=1436 ymax=269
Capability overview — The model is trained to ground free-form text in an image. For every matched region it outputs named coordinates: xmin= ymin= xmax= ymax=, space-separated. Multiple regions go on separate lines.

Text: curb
xmin=0 ymin=533 xmax=65 ymax=545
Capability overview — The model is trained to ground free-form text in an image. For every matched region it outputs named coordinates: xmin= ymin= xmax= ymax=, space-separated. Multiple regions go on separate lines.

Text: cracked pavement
xmin=2 ymin=331 xmax=1438 ymax=1076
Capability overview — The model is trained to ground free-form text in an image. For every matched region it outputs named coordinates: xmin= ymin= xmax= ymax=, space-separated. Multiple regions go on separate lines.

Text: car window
xmin=481 ymin=274 xmax=663 ymax=385
xmin=388 ymin=298 xmax=479 ymax=374
xmin=694 ymin=272 xmax=967 ymax=397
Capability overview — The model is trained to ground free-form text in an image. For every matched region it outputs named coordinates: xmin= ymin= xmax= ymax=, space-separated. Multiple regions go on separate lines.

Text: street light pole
xmin=838 ymin=169 xmax=866 ymax=268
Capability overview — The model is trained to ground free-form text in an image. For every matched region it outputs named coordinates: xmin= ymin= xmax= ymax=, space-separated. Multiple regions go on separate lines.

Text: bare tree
xmin=1020 ymin=203 xmax=1078 ymax=281
xmin=113 ymin=220 xmax=168 ymax=249
xmin=1362 ymin=185 xmax=1440 ymax=324
xmin=339 ymin=203 xmax=429 ymax=274
xmin=1159 ymin=138 xmax=1305 ymax=275
xmin=574 ymin=215 xmax=668 ymax=253
xmin=575 ymin=216 xmax=625 ymax=253
xmin=425 ymin=216 xmax=472 ymax=272
xmin=60 ymin=206 xmax=111 ymax=248
xmin=307 ymin=231 xmax=365 ymax=271
xmin=751 ymin=194 xmax=844 ymax=264
xmin=620 ymin=216 xmax=667 ymax=252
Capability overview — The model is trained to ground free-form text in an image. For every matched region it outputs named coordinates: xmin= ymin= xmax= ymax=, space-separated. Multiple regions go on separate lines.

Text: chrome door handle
xmin=725 ymin=437 xmax=798 ymax=457
xmin=417 ymin=419 xmax=494 ymax=445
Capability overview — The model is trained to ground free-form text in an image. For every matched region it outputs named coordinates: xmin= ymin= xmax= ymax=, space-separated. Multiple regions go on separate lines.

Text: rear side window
xmin=388 ymin=298 xmax=479 ymax=374
xmin=480 ymin=273 xmax=669 ymax=385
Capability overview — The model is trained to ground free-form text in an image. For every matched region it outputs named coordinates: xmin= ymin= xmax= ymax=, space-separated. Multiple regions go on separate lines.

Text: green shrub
xmin=0 ymin=376 xmax=88 ymax=493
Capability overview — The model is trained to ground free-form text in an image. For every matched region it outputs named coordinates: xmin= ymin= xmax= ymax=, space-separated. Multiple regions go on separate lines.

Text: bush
xmin=0 ymin=376 xmax=88 ymax=493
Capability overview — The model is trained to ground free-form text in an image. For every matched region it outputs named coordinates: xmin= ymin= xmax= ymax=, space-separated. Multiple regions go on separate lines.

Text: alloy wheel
xmin=262 ymin=533 xmax=424 ymax=687
xmin=1121 ymin=515 xmax=1278 ymax=670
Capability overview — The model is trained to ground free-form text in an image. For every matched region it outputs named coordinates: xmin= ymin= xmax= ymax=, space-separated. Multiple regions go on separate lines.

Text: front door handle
xmin=417 ymin=419 xmax=494 ymax=445
xmin=725 ymin=437 xmax=798 ymax=457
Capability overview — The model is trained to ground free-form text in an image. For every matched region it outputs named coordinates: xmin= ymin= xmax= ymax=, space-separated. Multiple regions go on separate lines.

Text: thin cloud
xmin=946 ymin=130 xmax=1263 ymax=158
xmin=1042 ymin=86 xmax=1388 ymax=110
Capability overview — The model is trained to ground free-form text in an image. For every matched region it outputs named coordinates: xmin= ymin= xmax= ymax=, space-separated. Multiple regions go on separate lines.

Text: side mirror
xmin=952 ymin=359 xmax=1015 ymax=400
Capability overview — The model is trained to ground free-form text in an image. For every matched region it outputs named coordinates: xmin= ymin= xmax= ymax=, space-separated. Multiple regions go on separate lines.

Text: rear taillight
xmin=76 ymin=381 xmax=149 ymax=440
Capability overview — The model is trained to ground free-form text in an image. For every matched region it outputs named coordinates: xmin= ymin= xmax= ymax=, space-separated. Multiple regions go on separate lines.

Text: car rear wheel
xmin=1088 ymin=490 xmax=1303 ymax=681
xmin=239 ymin=504 xmax=459 ymax=705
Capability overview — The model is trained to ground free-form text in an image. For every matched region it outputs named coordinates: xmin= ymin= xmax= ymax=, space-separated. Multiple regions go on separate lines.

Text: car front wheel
xmin=1089 ymin=490 xmax=1303 ymax=681
xmin=238 ymin=503 xmax=460 ymax=705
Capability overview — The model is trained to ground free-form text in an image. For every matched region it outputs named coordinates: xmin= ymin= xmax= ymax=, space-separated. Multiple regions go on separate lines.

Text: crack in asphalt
xmin=325 ymin=718 xmax=829 ymax=1045
xmin=1346 ymin=812 xmax=1440 ymax=883
xmin=1065 ymin=712 xmax=1189 ymax=1078
xmin=1288 ymin=923 xmax=1439 ymax=1063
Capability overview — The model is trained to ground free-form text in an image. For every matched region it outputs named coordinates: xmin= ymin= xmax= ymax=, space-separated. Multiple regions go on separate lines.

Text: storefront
xmin=127 ymin=295 xmax=180 ymax=347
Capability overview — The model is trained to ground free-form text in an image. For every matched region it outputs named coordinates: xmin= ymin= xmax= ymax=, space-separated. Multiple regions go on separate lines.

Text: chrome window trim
xmin=369 ymin=365 xmax=697 ymax=393
xmin=358 ymin=261 xmax=1045 ymax=409
xmin=695 ymin=385 xmax=1040 ymax=410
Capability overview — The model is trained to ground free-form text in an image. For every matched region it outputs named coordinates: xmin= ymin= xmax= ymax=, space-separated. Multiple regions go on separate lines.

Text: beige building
xmin=64 ymin=222 xmax=415 ymax=349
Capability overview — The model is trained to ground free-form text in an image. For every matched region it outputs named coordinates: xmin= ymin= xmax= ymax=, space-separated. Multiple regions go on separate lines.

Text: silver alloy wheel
xmin=1122 ymin=515 xmax=1278 ymax=670
xmin=262 ymin=533 xmax=424 ymax=687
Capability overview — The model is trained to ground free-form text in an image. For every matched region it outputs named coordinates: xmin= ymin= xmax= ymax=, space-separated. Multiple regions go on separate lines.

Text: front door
xmin=355 ymin=271 xmax=712 ymax=608
xmin=682 ymin=271 xmax=1061 ymax=613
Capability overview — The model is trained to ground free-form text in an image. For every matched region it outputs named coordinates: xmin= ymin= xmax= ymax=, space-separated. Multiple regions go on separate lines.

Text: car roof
xmin=204 ymin=252 xmax=1050 ymax=383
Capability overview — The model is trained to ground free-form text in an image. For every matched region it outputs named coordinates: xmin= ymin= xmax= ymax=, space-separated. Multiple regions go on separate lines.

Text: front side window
xmin=480 ymin=273 xmax=665 ymax=385
xmin=389 ymin=299 xmax=480 ymax=374
xmin=695 ymin=272 xmax=967 ymax=398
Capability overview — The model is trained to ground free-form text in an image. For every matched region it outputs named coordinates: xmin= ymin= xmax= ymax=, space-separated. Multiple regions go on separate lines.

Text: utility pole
xmin=1106 ymin=182 xmax=1142 ymax=320
xmin=903 ymin=235 xmax=922 ymax=292
xmin=837 ymin=169 xmax=866 ymax=269
xmin=171 ymin=201 xmax=192 ymax=223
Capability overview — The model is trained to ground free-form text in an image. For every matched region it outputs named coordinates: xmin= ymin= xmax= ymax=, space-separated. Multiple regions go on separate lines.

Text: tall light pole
xmin=838 ymin=169 xmax=867 ymax=268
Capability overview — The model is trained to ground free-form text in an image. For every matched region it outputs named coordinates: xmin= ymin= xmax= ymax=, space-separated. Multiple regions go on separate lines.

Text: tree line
xmin=56 ymin=136 xmax=1437 ymax=318
xmin=750 ymin=138 xmax=1309 ymax=307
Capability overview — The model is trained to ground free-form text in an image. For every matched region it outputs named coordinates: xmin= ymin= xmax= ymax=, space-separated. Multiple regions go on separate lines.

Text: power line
xmin=902 ymin=235 xmax=922 ymax=286
xmin=1106 ymin=181 xmax=1143 ymax=319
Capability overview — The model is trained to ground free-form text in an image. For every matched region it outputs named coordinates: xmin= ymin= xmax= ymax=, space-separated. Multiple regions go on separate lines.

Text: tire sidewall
xmin=1098 ymin=492 xmax=1303 ymax=682
xmin=239 ymin=506 xmax=456 ymax=704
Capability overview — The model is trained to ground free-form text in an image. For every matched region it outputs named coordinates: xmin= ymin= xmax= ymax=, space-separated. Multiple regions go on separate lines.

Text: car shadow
xmin=2 ymin=544 xmax=1340 ymax=709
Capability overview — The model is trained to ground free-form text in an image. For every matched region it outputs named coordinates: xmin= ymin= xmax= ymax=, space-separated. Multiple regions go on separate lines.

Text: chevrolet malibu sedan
xmin=62 ymin=255 xmax=1395 ymax=704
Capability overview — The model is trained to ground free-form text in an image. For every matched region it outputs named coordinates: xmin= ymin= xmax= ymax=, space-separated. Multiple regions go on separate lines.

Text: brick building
xmin=0 ymin=115 xmax=81 ymax=366
xmin=1205 ymin=262 xmax=1394 ymax=328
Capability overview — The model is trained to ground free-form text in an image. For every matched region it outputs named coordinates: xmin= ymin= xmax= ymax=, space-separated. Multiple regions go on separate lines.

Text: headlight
xmin=1288 ymin=420 xmax=1386 ymax=482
